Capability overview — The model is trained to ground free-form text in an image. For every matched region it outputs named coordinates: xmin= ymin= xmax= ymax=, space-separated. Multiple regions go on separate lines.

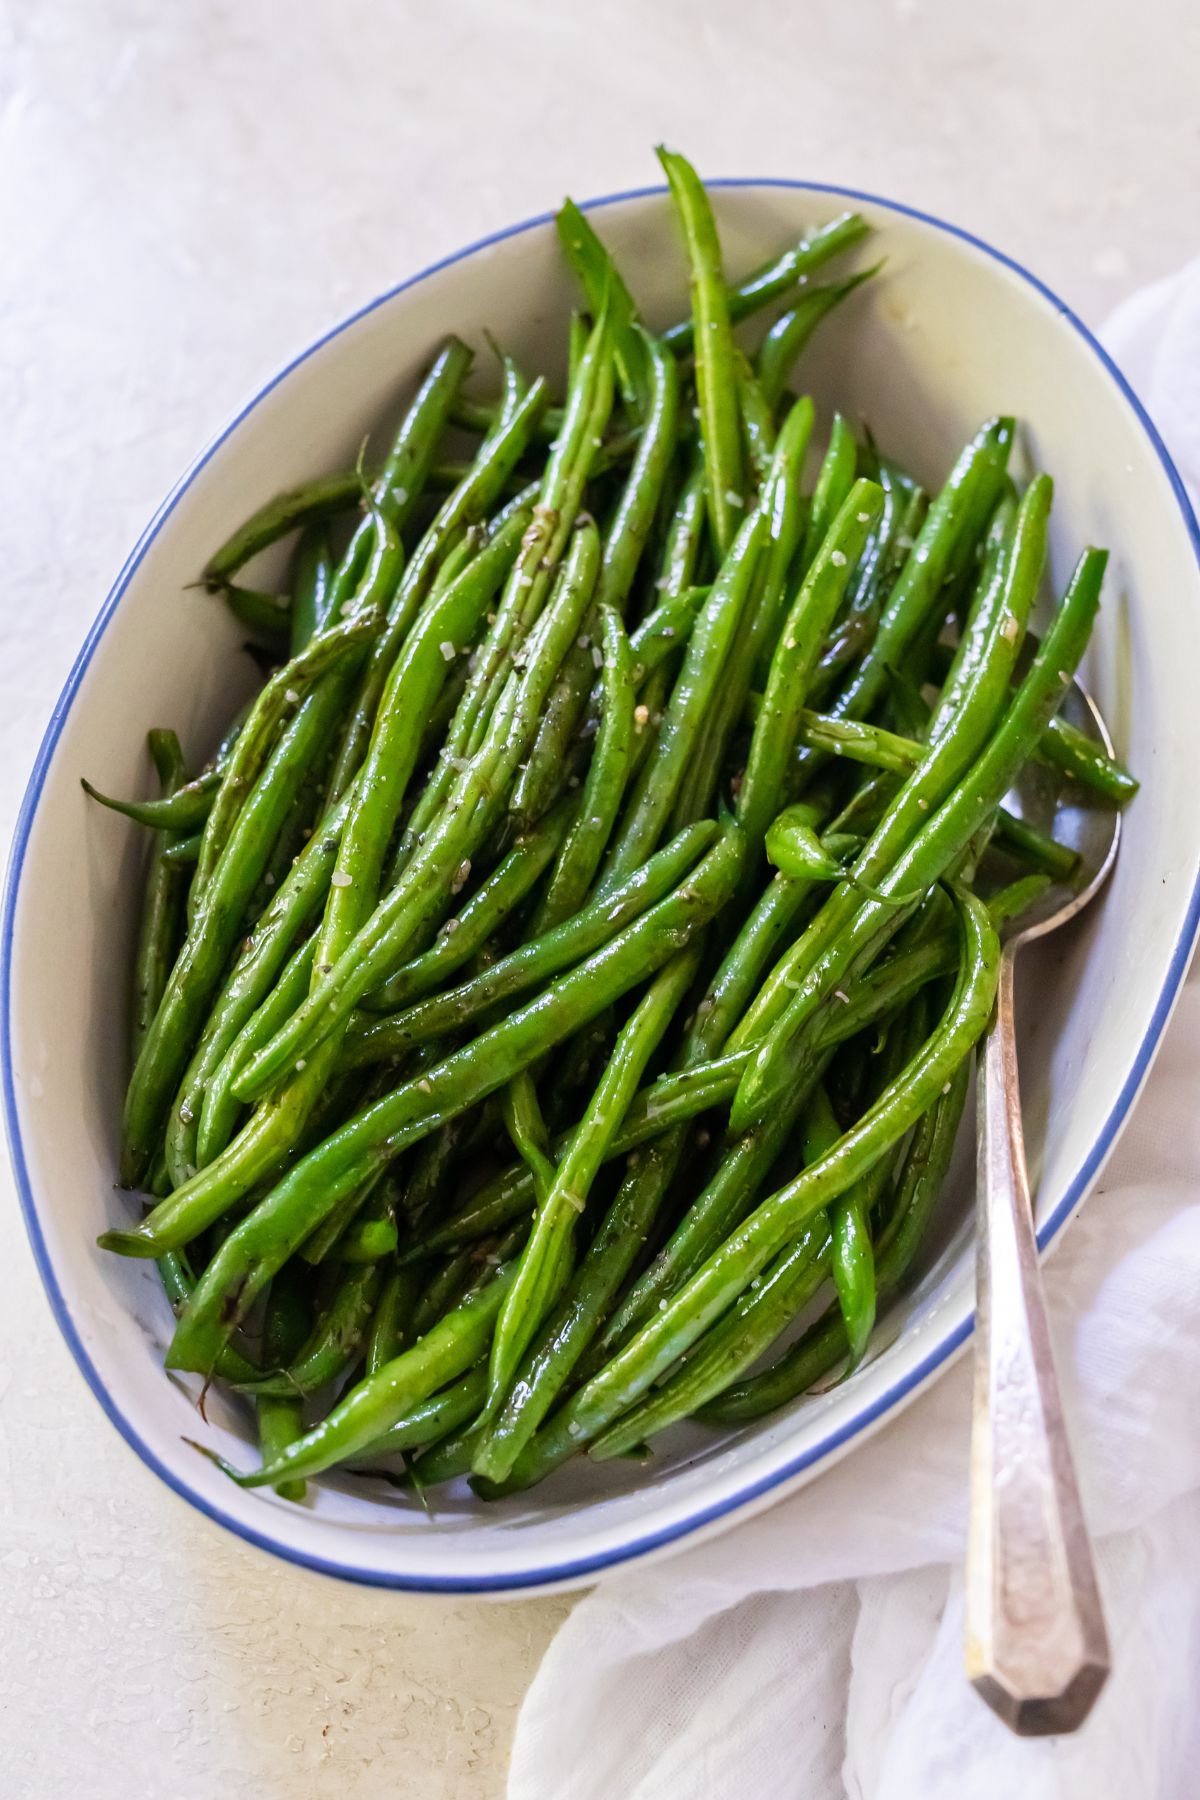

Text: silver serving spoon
xmin=965 ymin=678 xmax=1120 ymax=1735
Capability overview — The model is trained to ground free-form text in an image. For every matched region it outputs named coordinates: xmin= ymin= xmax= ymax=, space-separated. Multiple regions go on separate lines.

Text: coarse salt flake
xmin=439 ymin=640 xmax=456 ymax=661
xmin=284 ymin=688 xmax=299 ymax=704
xmin=831 ymin=550 xmax=847 ymax=567
xmin=634 ymin=704 xmax=650 ymax=727
xmin=330 ymin=871 xmax=353 ymax=888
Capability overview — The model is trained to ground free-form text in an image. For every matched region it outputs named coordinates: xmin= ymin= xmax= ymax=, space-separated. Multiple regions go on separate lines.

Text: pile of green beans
xmin=90 ymin=148 xmax=1135 ymax=1506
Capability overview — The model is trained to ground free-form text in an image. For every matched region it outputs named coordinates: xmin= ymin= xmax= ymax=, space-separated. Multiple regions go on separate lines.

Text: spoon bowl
xmin=999 ymin=680 xmax=1122 ymax=945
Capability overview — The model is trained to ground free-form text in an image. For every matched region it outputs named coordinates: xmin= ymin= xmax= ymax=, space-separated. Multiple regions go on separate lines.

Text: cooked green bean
xmin=131 ymin=730 xmax=186 ymax=1062
xmin=133 ymin=829 xmax=742 ymax=1374
xmin=662 ymin=210 xmax=871 ymax=352
xmin=487 ymin=883 xmax=998 ymax=1483
xmin=367 ymin=796 xmax=575 ymax=1014
xmin=481 ymin=945 xmax=698 ymax=1436
xmin=341 ymin=820 xmax=716 ymax=1070
xmin=532 ymin=605 xmax=636 ymax=930
xmin=658 ymin=147 xmax=743 ymax=558
xmin=758 ymin=267 xmax=880 ymax=407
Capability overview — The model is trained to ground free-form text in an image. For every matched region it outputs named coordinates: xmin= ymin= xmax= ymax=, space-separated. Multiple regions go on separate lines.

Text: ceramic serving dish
xmin=5 ymin=181 xmax=1199 ymax=1595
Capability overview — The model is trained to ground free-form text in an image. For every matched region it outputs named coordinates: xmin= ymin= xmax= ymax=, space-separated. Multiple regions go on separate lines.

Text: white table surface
xmin=2 ymin=2 xmax=1197 ymax=1794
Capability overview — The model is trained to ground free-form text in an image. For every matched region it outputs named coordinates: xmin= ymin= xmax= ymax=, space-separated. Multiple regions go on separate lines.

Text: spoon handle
xmin=965 ymin=945 xmax=1109 ymax=1735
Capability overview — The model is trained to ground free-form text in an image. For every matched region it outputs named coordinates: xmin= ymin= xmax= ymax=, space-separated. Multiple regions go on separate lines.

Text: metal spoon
xmin=965 ymin=679 xmax=1119 ymax=1736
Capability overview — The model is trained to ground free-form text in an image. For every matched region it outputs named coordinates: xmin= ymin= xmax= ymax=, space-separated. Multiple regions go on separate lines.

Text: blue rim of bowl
xmin=4 ymin=179 xmax=1199 ymax=1595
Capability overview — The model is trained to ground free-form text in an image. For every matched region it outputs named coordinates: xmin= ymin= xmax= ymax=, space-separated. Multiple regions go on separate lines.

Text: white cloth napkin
xmin=509 ymin=260 xmax=1200 ymax=1800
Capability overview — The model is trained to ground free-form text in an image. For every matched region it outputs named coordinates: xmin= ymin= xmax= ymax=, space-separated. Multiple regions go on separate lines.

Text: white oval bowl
xmin=5 ymin=182 xmax=1199 ymax=1597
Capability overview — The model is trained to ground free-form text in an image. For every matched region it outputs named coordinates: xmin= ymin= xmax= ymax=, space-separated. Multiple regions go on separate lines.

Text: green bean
xmin=397 ymin=873 xmax=1037 ymax=1275
xmin=340 ymin=821 xmax=716 ymax=1068
xmin=732 ymin=543 xmax=1103 ymax=1133
xmin=598 ymin=332 xmax=680 ymax=608
xmin=481 ymin=946 xmax=698 ymax=1437
xmin=131 ymin=731 xmax=186 ymax=1062
xmin=82 ymin=765 xmax=221 ymax=834
xmin=601 ymin=507 xmax=765 ymax=886
xmin=793 ymin=713 xmax=1078 ymax=880
xmin=494 ymin=884 xmax=997 ymax=1479
xmin=203 ymin=1266 xmax=515 ymax=1488
xmin=792 ymin=418 xmax=1014 ymax=776
xmin=794 ymin=710 xmax=924 ymax=776
xmin=589 ymin=1043 xmax=835 ymax=1370
xmin=155 ymin=1251 xmax=258 ymax=1385
xmin=288 ymin=522 xmax=332 ymax=655
xmin=471 ymin=1139 xmax=689 ymax=1488
xmin=765 ymin=806 xmax=849 ymax=884
xmin=655 ymin=460 xmax=707 ymax=598
xmin=320 ymin=338 xmax=476 ymax=630
xmin=396 ymin=313 xmax=614 ymax=863
xmin=801 ymin=414 xmax=860 ymax=570
xmin=590 ymin=1214 xmax=833 ymax=1459
xmin=661 ymin=210 xmax=870 ymax=351
xmin=298 ymin=1158 xmax=390 ymax=1265
xmin=366 ymin=1266 xmax=420 ymax=1377
xmin=735 ymin=350 xmax=776 ymax=485
xmin=506 ymin=335 xmax=676 ymax=832
xmin=204 ymin=471 xmax=365 ymax=587
xmin=501 ymin=1070 xmax=556 ymax=1207
xmin=668 ymin=398 xmax=816 ymax=831
xmin=233 ymin=516 xmax=606 ymax=1100
xmin=451 ymin=393 xmax=564 ymax=440
xmin=757 ymin=267 xmax=880 ymax=408
xmin=532 ymin=606 xmax=636 ymax=930
xmin=218 ymin=583 xmax=292 ymax=651
xmin=399 ymin=1112 xmax=484 ymax=1238
xmin=179 ymin=936 xmax=315 ymax=1181
xmin=927 ymin=629 xmax=1137 ymax=809
xmin=468 ymin=856 xmax=785 ymax=1483
xmin=658 ymin=147 xmax=743 ymax=558
xmin=555 ymin=199 xmax=649 ymax=413
xmin=237 ymin=1262 xmax=385 ymax=1399
xmin=736 ymin=478 xmax=885 ymax=858
xmin=734 ymin=397 xmax=816 ymax=685
xmin=628 ymin=586 xmax=707 ymax=677
xmin=330 ymin=1218 xmax=398 ymax=1263
xmin=135 ymin=829 xmax=743 ymax=1377
xmin=160 ymin=831 xmax=201 ymax=868
xmin=993 ymin=810 xmax=1080 ymax=883
xmin=358 ymin=1365 xmax=489 ymax=1459
xmin=191 ymin=592 xmax=384 ymax=909
xmin=256 ymin=1265 xmax=311 ymax=1500
xmin=170 ymin=787 xmax=353 ymax=1173
xmin=318 ymin=503 xmax=533 ymax=981
xmin=808 ymin=1083 xmax=876 ymax=1366
xmin=118 ymin=670 xmax=353 ymax=1186
xmin=326 ymin=382 xmax=547 ymax=799
xmin=1040 ymin=714 xmax=1137 ymax=805
xmin=704 ymin=1055 xmax=970 ymax=1423
xmin=367 ymin=797 xmax=574 ymax=1013
xmin=732 ymin=474 xmax=1052 ymax=1064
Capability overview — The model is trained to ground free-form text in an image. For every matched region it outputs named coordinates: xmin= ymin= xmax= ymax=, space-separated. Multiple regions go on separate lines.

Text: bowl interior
xmin=7 ymin=182 xmax=1199 ymax=1592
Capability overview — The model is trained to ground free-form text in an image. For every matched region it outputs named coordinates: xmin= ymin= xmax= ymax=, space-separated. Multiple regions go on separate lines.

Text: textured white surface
xmin=1 ymin=2 xmax=1197 ymax=1795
